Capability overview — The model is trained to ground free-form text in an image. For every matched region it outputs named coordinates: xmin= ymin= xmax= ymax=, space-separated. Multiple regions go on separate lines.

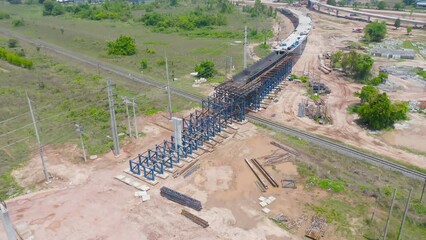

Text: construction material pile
xmin=181 ymin=209 xmax=209 ymax=228
xmin=262 ymin=152 xmax=292 ymax=166
xmin=300 ymin=98 xmax=331 ymax=124
xmin=160 ymin=187 xmax=202 ymax=211
xmin=305 ymin=216 xmax=327 ymax=240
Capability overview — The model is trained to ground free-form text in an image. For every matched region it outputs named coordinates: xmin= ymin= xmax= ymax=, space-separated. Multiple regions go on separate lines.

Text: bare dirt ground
xmin=259 ymin=8 xmax=426 ymax=169
xmin=2 ymin=113 xmax=341 ymax=240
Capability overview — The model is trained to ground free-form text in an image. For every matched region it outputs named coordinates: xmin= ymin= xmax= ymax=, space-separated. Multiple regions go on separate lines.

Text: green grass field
xmin=0 ymin=34 xmax=198 ymax=200
xmin=268 ymin=130 xmax=426 ymax=239
xmin=0 ymin=1 xmax=272 ymax=91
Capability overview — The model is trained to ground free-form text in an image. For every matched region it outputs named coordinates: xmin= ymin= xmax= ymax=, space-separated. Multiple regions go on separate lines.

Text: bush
xmin=8 ymin=39 xmax=18 ymax=48
xmin=377 ymin=1 xmax=386 ymax=10
xmin=106 ymin=35 xmax=136 ymax=56
xmin=0 ymin=12 xmax=11 ymax=19
xmin=65 ymin=1 xmax=132 ymax=21
xmin=43 ymin=0 xmax=64 ymax=16
xmin=364 ymin=21 xmax=387 ymax=42
xmin=327 ymin=0 xmax=336 ymax=6
xmin=145 ymin=48 xmax=156 ymax=54
xmin=12 ymin=18 xmax=25 ymax=27
xmin=394 ymin=3 xmax=405 ymax=11
xmin=394 ymin=18 xmax=401 ymax=29
xmin=140 ymin=58 xmax=148 ymax=70
xmin=195 ymin=60 xmax=216 ymax=78
xmin=0 ymin=47 xmax=33 ymax=69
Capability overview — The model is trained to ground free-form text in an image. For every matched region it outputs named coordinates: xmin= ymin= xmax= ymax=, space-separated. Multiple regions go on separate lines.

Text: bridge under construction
xmin=127 ymin=8 xmax=311 ymax=182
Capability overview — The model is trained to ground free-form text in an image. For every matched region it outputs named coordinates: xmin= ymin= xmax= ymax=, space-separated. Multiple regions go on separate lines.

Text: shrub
xmin=140 ymin=58 xmax=148 ymax=70
xmin=106 ymin=35 xmax=136 ymax=56
xmin=12 ymin=18 xmax=25 ymax=27
xmin=0 ymin=12 xmax=11 ymax=19
xmin=145 ymin=48 xmax=156 ymax=54
xmin=8 ymin=39 xmax=18 ymax=48
xmin=195 ymin=60 xmax=216 ymax=78
xmin=0 ymin=47 xmax=33 ymax=69
xmin=43 ymin=0 xmax=64 ymax=16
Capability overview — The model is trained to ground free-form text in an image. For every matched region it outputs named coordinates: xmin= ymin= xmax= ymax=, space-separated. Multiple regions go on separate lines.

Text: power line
xmin=0 ymin=112 xmax=30 ymax=125
xmin=0 ymin=136 xmax=33 ymax=151
xmin=0 ymin=122 xmax=33 ymax=138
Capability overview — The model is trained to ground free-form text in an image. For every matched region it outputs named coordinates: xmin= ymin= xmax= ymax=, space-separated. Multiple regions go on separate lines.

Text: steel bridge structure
xmin=128 ymin=51 xmax=296 ymax=181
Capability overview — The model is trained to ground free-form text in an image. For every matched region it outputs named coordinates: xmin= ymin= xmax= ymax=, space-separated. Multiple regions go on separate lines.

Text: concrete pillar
xmin=172 ymin=117 xmax=182 ymax=148
xmin=1 ymin=202 xmax=16 ymax=240
xmin=336 ymin=10 xmax=339 ymax=17
xmin=368 ymin=16 xmax=371 ymax=22
xmin=318 ymin=5 xmax=320 ymax=11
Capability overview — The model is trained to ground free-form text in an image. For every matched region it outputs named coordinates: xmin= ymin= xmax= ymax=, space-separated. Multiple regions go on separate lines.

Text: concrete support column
xmin=368 ymin=16 xmax=371 ymax=22
xmin=318 ymin=5 xmax=320 ymax=11
xmin=1 ymin=202 xmax=16 ymax=240
xmin=336 ymin=10 xmax=339 ymax=17
xmin=172 ymin=117 xmax=183 ymax=148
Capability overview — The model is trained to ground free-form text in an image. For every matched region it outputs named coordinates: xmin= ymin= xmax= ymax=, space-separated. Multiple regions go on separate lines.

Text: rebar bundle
xmin=160 ymin=187 xmax=202 ymax=211
xmin=181 ymin=209 xmax=209 ymax=228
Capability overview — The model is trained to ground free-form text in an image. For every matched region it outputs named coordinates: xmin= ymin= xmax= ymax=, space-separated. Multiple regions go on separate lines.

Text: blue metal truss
xmin=128 ymin=55 xmax=294 ymax=181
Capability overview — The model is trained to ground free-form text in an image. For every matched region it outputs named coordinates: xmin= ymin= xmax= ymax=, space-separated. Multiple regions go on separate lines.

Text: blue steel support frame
xmin=127 ymin=55 xmax=294 ymax=182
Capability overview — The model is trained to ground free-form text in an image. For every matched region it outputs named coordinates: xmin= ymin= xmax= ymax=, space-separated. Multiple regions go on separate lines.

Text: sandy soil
xmin=1 ymin=113 xmax=343 ymax=240
xmin=259 ymin=8 xmax=426 ymax=169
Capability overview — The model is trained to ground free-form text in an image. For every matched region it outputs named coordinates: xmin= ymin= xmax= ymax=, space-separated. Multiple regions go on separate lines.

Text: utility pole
xmin=124 ymin=97 xmax=132 ymax=138
xmin=397 ymin=187 xmax=413 ymax=240
xmin=243 ymin=25 xmax=247 ymax=69
xmin=27 ymin=92 xmax=50 ymax=183
xmin=165 ymin=55 xmax=173 ymax=120
xmin=0 ymin=201 xmax=16 ymax=240
xmin=370 ymin=194 xmax=380 ymax=224
xmin=229 ymin=56 xmax=233 ymax=76
xmin=75 ymin=124 xmax=87 ymax=162
xmin=132 ymin=98 xmax=139 ymax=139
xmin=107 ymin=79 xmax=120 ymax=156
xmin=383 ymin=188 xmax=397 ymax=240
xmin=420 ymin=179 xmax=425 ymax=202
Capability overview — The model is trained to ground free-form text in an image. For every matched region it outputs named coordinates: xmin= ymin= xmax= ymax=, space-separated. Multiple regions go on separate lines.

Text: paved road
xmin=1 ymin=28 xmax=424 ymax=180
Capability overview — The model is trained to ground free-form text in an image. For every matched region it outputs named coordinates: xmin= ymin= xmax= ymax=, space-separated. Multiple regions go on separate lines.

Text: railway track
xmin=2 ymin=29 xmax=424 ymax=181
xmin=247 ymin=114 xmax=426 ymax=180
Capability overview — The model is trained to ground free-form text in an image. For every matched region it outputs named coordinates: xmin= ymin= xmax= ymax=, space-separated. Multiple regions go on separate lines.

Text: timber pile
xmin=160 ymin=187 xmax=202 ymax=211
xmin=251 ymin=159 xmax=279 ymax=188
xmin=270 ymin=141 xmax=301 ymax=156
xmin=261 ymin=152 xmax=292 ymax=166
xmin=318 ymin=54 xmax=331 ymax=74
xmin=305 ymin=216 xmax=327 ymax=240
xmin=181 ymin=209 xmax=209 ymax=228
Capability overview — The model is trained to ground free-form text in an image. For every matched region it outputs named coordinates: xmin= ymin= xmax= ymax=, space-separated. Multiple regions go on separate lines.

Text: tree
xmin=403 ymin=0 xmax=416 ymax=6
xmin=43 ymin=0 xmax=64 ymax=16
xmin=406 ymin=26 xmax=413 ymax=35
xmin=364 ymin=21 xmax=387 ymax=42
xmin=394 ymin=3 xmax=404 ymax=10
xmin=356 ymin=87 xmax=409 ymax=130
xmin=340 ymin=50 xmax=373 ymax=80
xmin=106 ymin=35 xmax=136 ymax=56
xmin=330 ymin=50 xmax=343 ymax=67
xmin=377 ymin=1 xmax=386 ymax=10
xmin=195 ymin=60 xmax=216 ymax=78
xmin=327 ymin=0 xmax=336 ymax=6
xmin=394 ymin=18 xmax=401 ymax=29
